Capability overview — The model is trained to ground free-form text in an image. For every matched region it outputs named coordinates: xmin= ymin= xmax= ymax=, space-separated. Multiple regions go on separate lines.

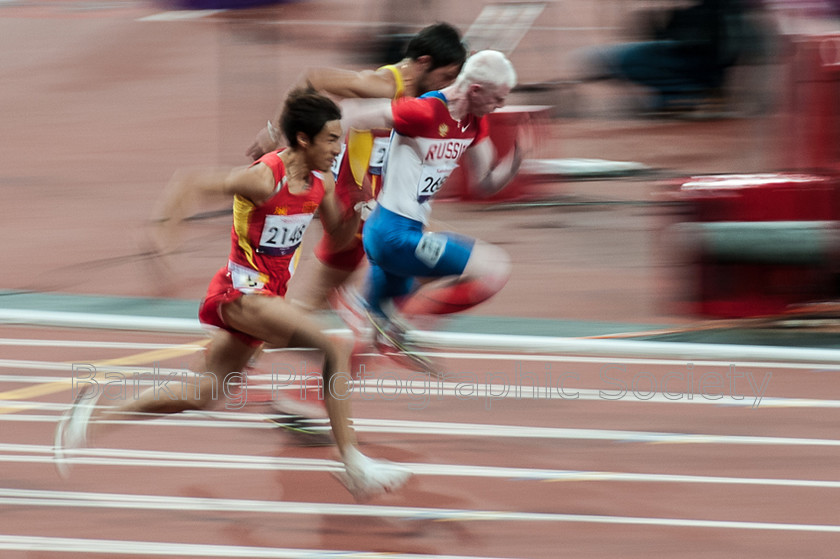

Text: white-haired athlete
xmin=338 ymin=50 xmax=527 ymax=369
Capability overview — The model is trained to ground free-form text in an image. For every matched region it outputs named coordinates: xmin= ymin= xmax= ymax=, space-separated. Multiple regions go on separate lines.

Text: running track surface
xmin=4 ymin=1 xmax=840 ymax=557
xmin=2 ymin=323 xmax=840 ymax=558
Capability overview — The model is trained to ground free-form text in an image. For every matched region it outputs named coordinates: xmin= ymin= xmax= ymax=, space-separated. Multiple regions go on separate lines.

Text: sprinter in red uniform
xmin=54 ymin=90 xmax=411 ymax=501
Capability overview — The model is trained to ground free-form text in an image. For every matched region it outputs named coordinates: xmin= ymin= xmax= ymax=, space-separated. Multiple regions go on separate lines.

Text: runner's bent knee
xmin=463 ymin=241 xmax=511 ymax=287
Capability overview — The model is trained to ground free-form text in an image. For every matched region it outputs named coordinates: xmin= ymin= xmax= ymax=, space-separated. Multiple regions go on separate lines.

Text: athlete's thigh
xmin=220 ymin=294 xmax=329 ymax=350
xmin=462 ymin=237 xmax=510 ymax=279
xmin=378 ymin=230 xmax=475 ymax=278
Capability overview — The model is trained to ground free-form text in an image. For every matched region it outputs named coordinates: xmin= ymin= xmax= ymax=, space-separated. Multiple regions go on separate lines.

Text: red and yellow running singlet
xmin=227 ymin=150 xmax=325 ymax=297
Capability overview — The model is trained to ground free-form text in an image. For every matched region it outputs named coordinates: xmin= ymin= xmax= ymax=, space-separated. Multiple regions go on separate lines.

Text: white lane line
xmin=244 ymin=375 xmax=839 ymax=409
xmin=0 ymin=534 xmax=516 ymax=559
xmin=1 ymin=490 xmax=839 ymax=533
xmin=5 ymin=411 xmax=840 ymax=448
xmin=1 ymin=351 xmax=839 ymax=373
xmin=137 ymin=9 xmax=224 ymax=21
xmin=3 ymin=444 xmax=840 ymax=488
xmin=0 ymin=375 xmax=81 ymax=383
xmin=416 ymin=330 xmax=840 ymax=366
xmin=9 ymin=348 xmax=840 ymax=374
xmin=0 ymin=338 xmax=205 ymax=350
xmin=354 ymin=417 xmax=840 ymax=446
xmin=5 ymin=308 xmax=840 ymax=365
xmin=0 ymin=359 xmax=155 ymax=373
xmin=425 ymin=351 xmax=840 ymax=371
xmin=5 ymin=334 xmax=818 ymax=368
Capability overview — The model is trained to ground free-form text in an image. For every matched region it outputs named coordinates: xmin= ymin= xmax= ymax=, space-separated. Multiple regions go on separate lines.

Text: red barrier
xmin=678 ymin=173 xmax=838 ymax=221
xmin=672 ymin=173 xmax=840 ymax=317
xmin=669 ymin=32 xmax=840 ymax=317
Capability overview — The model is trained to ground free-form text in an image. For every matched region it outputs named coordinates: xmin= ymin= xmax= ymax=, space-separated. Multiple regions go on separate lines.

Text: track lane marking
xmin=1 ymin=490 xmax=838 ymax=533
xmin=0 ymin=534 xmax=516 ymax=559
xmin=2 ymin=445 xmax=840 ymax=488
xmin=5 ymin=411 xmax=840 ymax=447
xmin=0 ymin=340 xmax=207 ymax=414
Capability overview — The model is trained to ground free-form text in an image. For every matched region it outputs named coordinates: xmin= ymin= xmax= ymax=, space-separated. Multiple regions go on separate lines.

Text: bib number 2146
xmin=257 ymin=213 xmax=313 ymax=256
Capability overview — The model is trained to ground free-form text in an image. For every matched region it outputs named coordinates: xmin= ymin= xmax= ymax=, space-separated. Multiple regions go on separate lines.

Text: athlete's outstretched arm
xmin=466 ymin=122 xmax=531 ymax=197
xmin=299 ymin=67 xmax=398 ymax=99
xmin=149 ymin=163 xmax=274 ymax=253
xmin=142 ymin=163 xmax=274 ymax=295
xmin=338 ymin=98 xmax=395 ymax=134
xmin=246 ymin=67 xmax=399 ymax=160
